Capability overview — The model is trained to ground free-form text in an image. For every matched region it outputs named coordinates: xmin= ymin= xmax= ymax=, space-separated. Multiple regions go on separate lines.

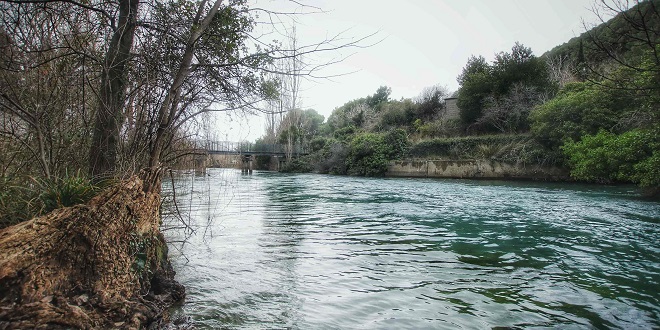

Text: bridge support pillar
xmin=193 ymin=153 xmax=207 ymax=175
xmin=241 ymin=155 xmax=253 ymax=174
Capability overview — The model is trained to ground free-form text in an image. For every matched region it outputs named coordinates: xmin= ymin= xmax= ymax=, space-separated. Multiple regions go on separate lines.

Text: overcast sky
xmin=216 ymin=0 xmax=601 ymax=142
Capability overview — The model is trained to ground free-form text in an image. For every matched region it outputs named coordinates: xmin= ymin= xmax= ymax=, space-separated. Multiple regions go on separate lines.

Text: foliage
xmin=326 ymin=86 xmax=396 ymax=132
xmin=378 ymin=99 xmax=417 ymax=129
xmin=476 ymin=84 xmax=547 ymax=133
xmin=332 ymin=125 xmax=357 ymax=142
xmin=457 ymin=43 xmax=556 ymax=132
xmin=309 ymin=137 xmax=329 ymax=153
xmin=315 ymin=138 xmax=349 ymax=174
xmin=414 ymin=85 xmax=448 ymax=120
xmin=634 ymin=152 xmax=660 ymax=191
xmin=410 ymin=134 xmax=559 ymax=165
xmin=346 ymin=133 xmax=390 ymax=176
xmin=309 ymin=128 xmax=409 ymax=177
xmin=277 ymin=109 xmax=325 ymax=148
xmin=457 ymin=55 xmax=492 ymax=126
xmin=543 ymin=0 xmax=660 ymax=81
xmin=0 ymin=178 xmax=39 ymax=229
xmin=383 ymin=128 xmax=410 ymax=160
xmin=0 ymin=172 xmax=100 ymax=229
xmin=530 ymin=82 xmax=627 ymax=149
xmin=491 ymin=42 xmax=554 ymax=96
xmin=280 ymin=158 xmax=313 ymax=173
xmin=365 ymin=86 xmax=392 ymax=110
xmin=411 ymin=135 xmax=525 ymax=158
xmin=38 ymin=172 xmax=100 ymax=213
xmin=562 ymin=128 xmax=660 ymax=189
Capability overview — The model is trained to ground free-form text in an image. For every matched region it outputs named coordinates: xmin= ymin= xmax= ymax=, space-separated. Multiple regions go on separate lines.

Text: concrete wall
xmin=387 ymin=159 xmax=569 ymax=181
xmin=444 ymin=97 xmax=460 ymax=121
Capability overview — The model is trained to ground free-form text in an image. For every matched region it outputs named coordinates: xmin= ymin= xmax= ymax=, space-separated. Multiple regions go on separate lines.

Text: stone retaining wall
xmin=387 ymin=159 xmax=569 ymax=181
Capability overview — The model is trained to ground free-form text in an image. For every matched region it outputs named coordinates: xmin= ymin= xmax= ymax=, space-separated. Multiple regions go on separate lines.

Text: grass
xmin=0 ymin=170 xmax=100 ymax=229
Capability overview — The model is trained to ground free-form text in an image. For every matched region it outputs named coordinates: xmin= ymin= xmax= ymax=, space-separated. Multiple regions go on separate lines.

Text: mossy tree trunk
xmin=0 ymin=168 xmax=184 ymax=329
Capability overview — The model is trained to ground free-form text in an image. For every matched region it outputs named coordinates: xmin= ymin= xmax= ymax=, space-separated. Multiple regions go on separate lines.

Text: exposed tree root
xmin=0 ymin=168 xmax=185 ymax=329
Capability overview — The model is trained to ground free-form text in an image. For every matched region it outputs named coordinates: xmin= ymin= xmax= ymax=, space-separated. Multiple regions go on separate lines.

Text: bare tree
xmin=476 ymin=83 xmax=549 ymax=133
xmin=0 ymin=1 xmax=100 ymax=178
xmin=546 ymin=54 xmax=578 ymax=87
xmin=585 ymin=0 xmax=660 ymax=90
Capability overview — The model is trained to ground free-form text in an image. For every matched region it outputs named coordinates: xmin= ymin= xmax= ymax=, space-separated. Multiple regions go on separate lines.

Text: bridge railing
xmin=198 ymin=140 xmax=308 ymax=155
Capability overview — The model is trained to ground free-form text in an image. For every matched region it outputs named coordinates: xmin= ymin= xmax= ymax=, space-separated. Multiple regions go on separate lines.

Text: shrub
xmin=562 ymin=128 xmax=659 ymax=187
xmin=530 ymin=82 xmax=631 ymax=149
xmin=407 ymin=134 xmax=561 ymax=165
xmin=347 ymin=133 xmax=389 ymax=176
xmin=332 ymin=125 xmax=357 ymax=142
xmin=379 ymin=102 xmax=412 ymax=128
xmin=309 ymin=137 xmax=328 ymax=153
xmin=383 ymin=128 xmax=410 ymax=159
xmin=315 ymin=139 xmax=349 ymax=174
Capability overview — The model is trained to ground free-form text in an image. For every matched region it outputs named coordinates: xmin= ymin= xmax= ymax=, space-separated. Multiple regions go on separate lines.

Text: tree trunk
xmin=89 ymin=0 xmax=140 ymax=178
xmin=0 ymin=168 xmax=184 ymax=329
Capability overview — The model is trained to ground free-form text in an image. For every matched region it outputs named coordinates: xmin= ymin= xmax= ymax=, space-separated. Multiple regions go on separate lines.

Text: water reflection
xmin=164 ymin=168 xmax=660 ymax=329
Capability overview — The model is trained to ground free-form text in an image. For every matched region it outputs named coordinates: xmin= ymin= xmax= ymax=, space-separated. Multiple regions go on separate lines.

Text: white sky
xmin=214 ymin=0 xmax=600 ymax=142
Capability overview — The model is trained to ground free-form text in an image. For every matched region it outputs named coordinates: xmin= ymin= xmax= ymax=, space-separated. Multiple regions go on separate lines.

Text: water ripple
xmin=164 ymin=169 xmax=660 ymax=329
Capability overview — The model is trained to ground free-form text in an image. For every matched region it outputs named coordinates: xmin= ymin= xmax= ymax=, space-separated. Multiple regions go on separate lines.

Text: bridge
xmin=194 ymin=140 xmax=308 ymax=173
xmin=200 ymin=140 xmax=308 ymax=157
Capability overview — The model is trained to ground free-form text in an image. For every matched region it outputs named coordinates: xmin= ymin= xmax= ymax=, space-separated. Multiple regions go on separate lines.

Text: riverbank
xmin=387 ymin=159 xmax=570 ymax=181
xmin=0 ymin=170 xmax=185 ymax=329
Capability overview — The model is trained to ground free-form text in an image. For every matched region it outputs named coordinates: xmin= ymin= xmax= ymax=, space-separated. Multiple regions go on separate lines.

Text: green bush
xmin=493 ymin=139 xmax=563 ymax=166
xmin=347 ymin=133 xmax=389 ymax=176
xmin=332 ymin=125 xmax=357 ymax=142
xmin=379 ymin=103 xmax=409 ymax=128
xmin=309 ymin=137 xmax=328 ymax=153
xmin=383 ymin=128 xmax=410 ymax=160
xmin=530 ymin=82 xmax=632 ymax=149
xmin=634 ymin=152 xmax=660 ymax=192
xmin=341 ymin=130 xmax=411 ymax=176
xmin=562 ymin=128 xmax=659 ymax=187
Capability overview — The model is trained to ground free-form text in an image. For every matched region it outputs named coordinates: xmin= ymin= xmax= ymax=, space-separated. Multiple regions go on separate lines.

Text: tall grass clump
xmin=0 ymin=171 xmax=100 ymax=229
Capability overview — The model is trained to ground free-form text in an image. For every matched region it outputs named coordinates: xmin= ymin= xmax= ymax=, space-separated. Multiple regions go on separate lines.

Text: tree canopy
xmin=457 ymin=43 xmax=555 ymax=133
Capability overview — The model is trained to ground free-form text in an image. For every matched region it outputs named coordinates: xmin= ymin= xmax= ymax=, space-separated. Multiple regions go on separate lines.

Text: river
xmin=162 ymin=168 xmax=659 ymax=329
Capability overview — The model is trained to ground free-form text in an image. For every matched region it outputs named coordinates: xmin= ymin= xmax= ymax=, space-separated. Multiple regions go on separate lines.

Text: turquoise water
xmin=163 ymin=168 xmax=659 ymax=329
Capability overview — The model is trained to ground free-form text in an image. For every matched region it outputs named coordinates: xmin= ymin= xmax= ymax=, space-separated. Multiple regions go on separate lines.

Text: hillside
xmin=543 ymin=0 xmax=660 ymax=65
